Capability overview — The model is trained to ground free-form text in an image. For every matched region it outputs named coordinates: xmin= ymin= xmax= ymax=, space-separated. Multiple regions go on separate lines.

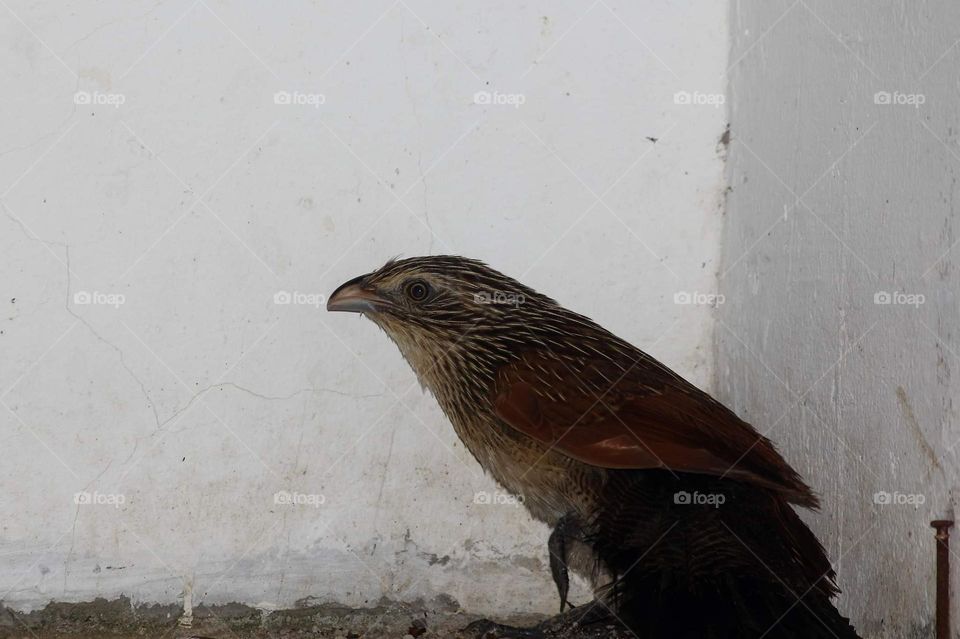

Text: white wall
xmin=719 ymin=1 xmax=960 ymax=636
xmin=0 ymin=0 xmax=729 ymax=615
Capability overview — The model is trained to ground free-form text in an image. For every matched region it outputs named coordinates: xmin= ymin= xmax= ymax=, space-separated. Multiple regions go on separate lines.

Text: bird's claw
xmin=458 ymin=619 xmax=543 ymax=638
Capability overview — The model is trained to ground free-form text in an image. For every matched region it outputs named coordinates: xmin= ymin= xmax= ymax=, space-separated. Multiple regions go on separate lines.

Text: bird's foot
xmin=548 ymin=512 xmax=583 ymax=613
xmin=459 ymin=605 xmax=629 ymax=639
xmin=458 ymin=619 xmax=543 ymax=639
xmin=537 ymin=601 xmax=628 ymax=635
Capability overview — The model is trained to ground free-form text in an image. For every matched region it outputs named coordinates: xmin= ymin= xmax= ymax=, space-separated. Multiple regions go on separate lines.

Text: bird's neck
xmin=386 ymin=329 xmax=501 ymax=409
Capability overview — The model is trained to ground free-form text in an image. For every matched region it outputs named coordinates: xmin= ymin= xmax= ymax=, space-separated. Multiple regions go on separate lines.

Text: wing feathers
xmin=493 ymin=352 xmax=818 ymax=508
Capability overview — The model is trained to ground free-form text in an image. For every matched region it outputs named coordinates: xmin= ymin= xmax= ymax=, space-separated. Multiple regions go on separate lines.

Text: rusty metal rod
xmin=931 ymin=519 xmax=953 ymax=639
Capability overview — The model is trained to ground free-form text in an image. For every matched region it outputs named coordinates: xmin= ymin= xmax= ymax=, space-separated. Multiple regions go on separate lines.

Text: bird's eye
xmin=405 ymin=279 xmax=430 ymax=302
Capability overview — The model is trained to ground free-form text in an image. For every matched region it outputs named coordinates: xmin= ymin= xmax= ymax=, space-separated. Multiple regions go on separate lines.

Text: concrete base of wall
xmin=0 ymin=596 xmax=636 ymax=638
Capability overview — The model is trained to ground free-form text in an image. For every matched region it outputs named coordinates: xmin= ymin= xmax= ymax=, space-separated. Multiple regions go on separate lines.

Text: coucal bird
xmin=328 ymin=256 xmax=861 ymax=639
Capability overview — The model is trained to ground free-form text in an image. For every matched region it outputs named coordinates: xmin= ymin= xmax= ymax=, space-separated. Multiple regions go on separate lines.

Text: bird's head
xmin=327 ymin=256 xmax=551 ymax=386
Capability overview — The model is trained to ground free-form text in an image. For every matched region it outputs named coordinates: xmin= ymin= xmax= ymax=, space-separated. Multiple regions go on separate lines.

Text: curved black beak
xmin=327 ymin=274 xmax=388 ymax=313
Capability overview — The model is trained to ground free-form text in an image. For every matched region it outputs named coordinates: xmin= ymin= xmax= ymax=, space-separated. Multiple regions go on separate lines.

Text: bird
xmin=327 ymin=255 xmax=861 ymax=639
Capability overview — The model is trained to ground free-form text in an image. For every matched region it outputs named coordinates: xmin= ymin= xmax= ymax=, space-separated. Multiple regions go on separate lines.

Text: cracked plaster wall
xmin=718 ymin=2 xmax=960 ymax=636
xmin=0 ymin=0 xmax=728 ymax=616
